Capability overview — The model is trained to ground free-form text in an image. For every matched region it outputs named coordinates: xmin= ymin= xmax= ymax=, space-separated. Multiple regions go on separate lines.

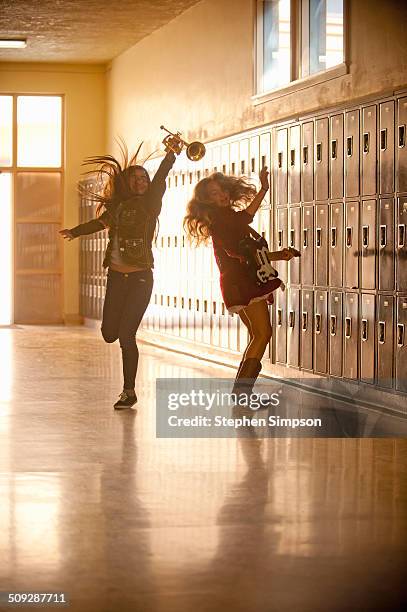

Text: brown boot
xmin=231 ymin=358 xmax=262 ymax=399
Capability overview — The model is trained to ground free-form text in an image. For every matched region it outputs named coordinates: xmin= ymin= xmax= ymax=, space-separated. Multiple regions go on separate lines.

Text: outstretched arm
xmin=59 ymin=212 xmax=110 ymax=240
xmin=245 ymin=166 xmax=269 ymax=217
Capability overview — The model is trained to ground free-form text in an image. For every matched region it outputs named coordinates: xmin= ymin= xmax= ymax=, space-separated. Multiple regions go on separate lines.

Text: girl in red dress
xmin=184 ymin=167 xmax=295 ymax=398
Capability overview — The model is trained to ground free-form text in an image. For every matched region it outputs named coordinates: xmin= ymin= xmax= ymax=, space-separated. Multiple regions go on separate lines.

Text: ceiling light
xmin=0 ymin=39 xmax=27 ymax=49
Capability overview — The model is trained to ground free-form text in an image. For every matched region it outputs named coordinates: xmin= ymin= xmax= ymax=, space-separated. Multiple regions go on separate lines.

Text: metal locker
xmin=315 ymin=204 xmax=329 ymax=287
xmin=301 ymin=205 xmax=314 ymax=286
xmin=258 ymin=207 xmax=271 ymax=244
xmin=397 ymin=96 xmax=407 ymax=193
xmin=276 ymin=128 xmax=288 ymax=206
xmin=249 ymin=135 xmax=260 ymax=179
xmin=300 ymin=289 xmax=313 ymax=371
xmin=362 ymin=105 xmax=377 ymax=196
xmin=329 ymin=202 xmax=343 ymax=288
xmin=377 ymin=295 xmax=394 ymax=389
xmin=345 ymin=110 xmax=360 ymax=197
xmin=275 ymin=207 xmax=288 ymax=284
xmin=378 ymin=198 xmax=395 ymax=291
xmin=329 ymin=291 xmax=343 ymax=377
xmin=395 ymin=296 xmax=407 ymax=393
xmin=360 ymin=294 xmax=375 ymax=383
xmin=343 ymin=292 xmax=359 ymax=380
xmin=314 ymin=290 xmax=328 ymax=374
xmin=379 ymin=100 xmax=395 ymax=194
xmin=275 ymin=290 xmax=287 ymax=365
xmin=287 ymin=287 xmax=300 ymax=367
xmin=230 ymin=141 xmax=239 ymax=177
xmin=301 ymin=121 xmax=314 ymax=202
xmin=361 ymin=199 xmax=377 ymax=290
xmin=239 ymin=138 xmax=249 ymax=178
xmin=289 ymin=124 xmax=301 ymax=205
xmin=260 ymin=132 xmax=272 ymax=205
xmin=288 ymin=206 xmax=301 ymax=285
xmin=396 ymin=196 xmax=407 ymax=291
xmin=330 ymin=114 xmax=344 ymax=199
xmin=344 ymin=201 xmax=359 ymax=289
xmin=315 ymin=118 xmax=329 ymax=201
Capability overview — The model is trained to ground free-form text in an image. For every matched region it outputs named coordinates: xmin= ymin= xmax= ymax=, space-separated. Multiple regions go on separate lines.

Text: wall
xmin=106 ymin=0 xmax=407 ymax=157
xmin=0 ymin=62 xmax=106 ymax=322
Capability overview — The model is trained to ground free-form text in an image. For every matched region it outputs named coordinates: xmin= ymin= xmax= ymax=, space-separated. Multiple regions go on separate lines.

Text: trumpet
xmin=160 ymin=125 xmax=206 ymax=161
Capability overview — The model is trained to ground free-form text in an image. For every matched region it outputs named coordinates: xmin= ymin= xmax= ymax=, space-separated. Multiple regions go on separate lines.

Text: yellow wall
xmin=106 ymin=0 xmax=407 ymax=157
xmin=0 ymin=63 xmax=106 ymax=322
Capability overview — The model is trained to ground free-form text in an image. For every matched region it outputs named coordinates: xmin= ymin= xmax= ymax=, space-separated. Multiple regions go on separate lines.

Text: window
xmin=256 ymin=0 xmax=345 ymax=95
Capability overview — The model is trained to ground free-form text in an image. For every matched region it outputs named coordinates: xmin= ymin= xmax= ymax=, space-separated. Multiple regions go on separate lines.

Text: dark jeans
xmin=101 ymin=268 xmax=153 ymax=390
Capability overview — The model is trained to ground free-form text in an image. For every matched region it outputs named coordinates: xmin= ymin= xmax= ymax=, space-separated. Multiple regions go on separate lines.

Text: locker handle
xmin=380 ymin=128 xmax=387 ymax=151
xmin=278 ymin=229 xmax=283 ymax=248
xmin=398 ymin=124 xmax=406 ymax=148
xmin=346 ymin=136 xmax=353 ymax=157
xmin=289 ymin=311 xmax=295 ymax=328
xmin=380 ymin=225 xmax=387 ymax=248
xmin=362 ymin=225 xmax=369 ymax=248
xmin=278 ymin=152 xmax=283 ymax=168
xmin=290 ymin=149 xmax=295 ymax=166
xmin=315 ymin=313 xmax=321 ymax=334
xmin=330 ymin=315 xmax=337 ymax=336
xmin=277 ymin=309 xmax=283 ymax=327
xmin=316 ymin=142 xmax=322 ymax=163
xmin=361 ymin=318 xmax=368 ymax=342
xmin=363 ymin=132 xmax=370 ymax=154
xmin=303 ymin=228 xmax=308 ymax=248
xmin=397 ymin=323 xmax=405 ymax=347
xmin=346 ymin=226 xmax=353 ymax=248
xmin=303 ymin=145 xmax=308 ymax=164
xmin=378 ymin=321 xmax=386 ymax=344
xmin=345 ymin=317 xmax=352 ymax=339
xmin=316 ymin=227 xmax=322 ymax=248
xmin=290 ymin=229 xmax=295 ymax=247
xmin=302 ymin=312 xmax=308 ymax=331
xmin=331 ymin=139 xmax=337 ymax=159
xmin=398 ymin=224 xmax=406 ymax=248
xmin=331 ymin=227 xmax=337 ymax=248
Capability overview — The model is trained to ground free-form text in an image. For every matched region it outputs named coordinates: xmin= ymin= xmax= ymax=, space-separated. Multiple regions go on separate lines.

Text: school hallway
xmin=0 ymin=325 xmax=406 ymax=612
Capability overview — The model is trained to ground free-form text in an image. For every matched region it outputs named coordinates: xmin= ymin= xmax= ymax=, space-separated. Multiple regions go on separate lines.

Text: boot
xmin=231 ymin=357 xmax=262 ymax=401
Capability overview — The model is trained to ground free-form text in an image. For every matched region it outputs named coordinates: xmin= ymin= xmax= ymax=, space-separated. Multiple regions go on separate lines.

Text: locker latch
xmin=380 ymin=225 xmax=387 ymax=248
xmin=346 ymin=226 xmax=353 ymax=248
xmin=330 ymin=315 xmax=337 ymax=336
xmin=316 ymin=143 xmax=322 ymax=163
xmin=278 ymin=152 xmax=283 ymax=169
xmin=331 ymin=227 xmax=337 ymax=248
xmin=302 ymin=312 xmax=308 ymax=331
xmin=290 ymin=229 xmax=295 ymax=248
xmin=398 ymin=224 xmax=406 ymax=248
xmin=316 ymin=227 xmax=322 ymax=248
xmin=290 ymin=150 xmax=295 ymax=167
xmin=378 ymin=321 xmax=386 ymax=344
xmin=362 ymin=226 xmax=369 ymax=248
xmin=397 ymin=324 xmax=405 ymax=347
xmin=361 ymin=319 xmax=368 ymax=341
xmin=345 ymin=317 xmax=352 ymax=339
xmin=303 ymin=228 xmax=308 ymax=248
xmin=277 ymin=309 xmax=283 ymax=326
xmin=303 ymin=146 xmax=308 ymax=165
xmin=315 ymin=313 xmax=321 ymax=334
xmin=363 ymin=133 xmax=370 ymax=154
xmin=278 ymin=230 xmax=283 ymax=248
xmin=346 ymin=136 xmax=353 ymax=157
xmin=398 ymin=124 xmax=406 ymax=148
xmin=331 ymin=140 xmax=337 ymax=159
xmin=289 ymin=311 xmax=295 ymax=328
xmin=380 ymin=128 xmax=387 ymax=151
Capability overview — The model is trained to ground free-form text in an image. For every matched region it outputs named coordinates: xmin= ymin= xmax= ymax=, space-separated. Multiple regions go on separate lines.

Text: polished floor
xmin=0 ymin=326 xmax=406 ymax=611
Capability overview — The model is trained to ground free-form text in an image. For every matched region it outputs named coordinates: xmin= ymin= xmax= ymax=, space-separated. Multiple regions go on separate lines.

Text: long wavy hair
xmin=80 ymin=139 xmax=152 ymax=216
xmin=184 ymin=173 xmax=256 ymax=244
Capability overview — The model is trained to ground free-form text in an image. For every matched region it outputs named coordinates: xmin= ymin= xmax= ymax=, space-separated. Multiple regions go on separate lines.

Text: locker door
xmin=230 ymin=141 xmax=239 ymax=177
xmin=260 ymin=132 xmax=272 ymax=206
xmin=275 ymin=207 xmax=288 ymax=284
xmin=377 ymin=295 xmax=394 ymax=389
xmin=314 ymin=290 xmax=328 ymax=374
xmin=288 ymin=206 xmax=301 ymax=285
xmin=300 ymin=289 xmax=313 ymax=370
xmin=329 ymin=202 xmax=343 ymax=288
xmin=360 ymin=294 xmax=375 ymax=383
xmin=344 ymin=201 xmax=359 ymax=289
xmin=329 ymin=291 xmax=343 ymax=377
xmin=397 ymin=96 xmax=407 ymax=193
xmin=315 ymin=204 xmax=328 ymax=287
xmin=259 ymin=207 xmax=271 ymax=249
xmin=275 ymin=290 xmax=287 ymax=364
xmin=395 ymin=297 xmax=407 ymax=393
xmin=345 ymin=110 xmax=360 ymax=197
xmin=315 ymin=118 xmax=329 ymax=201
xmin=287 ymin=287 xmax=300 ymax=367
xmin=362 ymin=105 xmax=377 ymax=196
xmin=396 ymin=196 xmax=407 ymax=291
xmin=289 ymin=124 xmax=301 ymax=205
xmin=301 ymin=121 xmax=314 ymax=203
xmin=276 ymin=128 xmax=288 ymax=207
xmin=343 ymin=292 xmax=359 ymax=380
xmin=378 ymin=198 xmax=395 ymax=291
xmin=379 ymin=100 xmax=395 ymax=194
xmin=330 ymin=113 xmax=344 ymax=199
xmin=361 ymin=199 xmax=377 ymax=290
xmin=301 ymin=205 xmax=314 ymax=286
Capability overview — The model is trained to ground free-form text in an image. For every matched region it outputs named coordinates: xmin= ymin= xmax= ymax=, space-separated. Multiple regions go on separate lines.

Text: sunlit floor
xmin=0 ymin=326 xmax=406 ymax=612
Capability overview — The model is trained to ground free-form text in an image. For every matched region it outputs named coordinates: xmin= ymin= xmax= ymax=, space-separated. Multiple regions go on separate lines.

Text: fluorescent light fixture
xmin=0 ymin=39 xmax=27 ymax=49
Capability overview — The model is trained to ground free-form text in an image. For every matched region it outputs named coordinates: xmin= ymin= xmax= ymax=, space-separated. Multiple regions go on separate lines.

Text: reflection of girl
xmin=60 ymin=146 xmax=176 ymax=409
xmin=184 ymin=167 xmax=295 ymax=398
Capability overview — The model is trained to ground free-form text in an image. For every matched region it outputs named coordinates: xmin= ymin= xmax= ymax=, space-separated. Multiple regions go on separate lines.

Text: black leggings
xmin=101 ymin=268 xmax=153 ymax=390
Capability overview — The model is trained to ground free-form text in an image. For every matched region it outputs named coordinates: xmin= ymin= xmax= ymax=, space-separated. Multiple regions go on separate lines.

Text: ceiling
xmin=0 ymin=0 xmax=201 ymax=63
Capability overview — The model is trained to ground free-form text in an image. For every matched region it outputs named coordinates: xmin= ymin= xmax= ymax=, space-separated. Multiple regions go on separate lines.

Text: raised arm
xmin=245 ymin=166 xmax=269 ymax=217
xmin=150 ymin=150 xmax=177 ymax=199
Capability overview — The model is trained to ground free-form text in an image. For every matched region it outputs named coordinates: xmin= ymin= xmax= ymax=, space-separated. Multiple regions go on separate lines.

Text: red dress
xmin=210 ymin=207 xmax=282 ymax=313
